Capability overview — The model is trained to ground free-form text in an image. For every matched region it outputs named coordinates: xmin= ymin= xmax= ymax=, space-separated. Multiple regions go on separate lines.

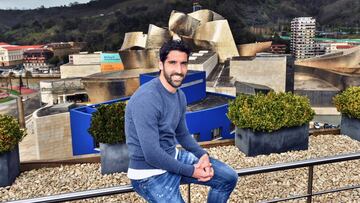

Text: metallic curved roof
xmin=188 ymin=9 xmax=224 ymax=25
xmin=119 ymin=49 xmax=159 ymax=70
xmin=120 ymin=32 xmax=147 ymax=51
xmin=237 ymin=41 xmax=272 ymax=57
xmin=146 ymin=24 xmax=171 ymax=49
xmin=119 ymin=9 xmax=240 ymax=64
xmin=295 ymin=46 xmax=360 ymax=75
xmin=169 ymin=10 xmax=200 ymax=38
xmin=193 ymin=20 xmax=239 ymax=62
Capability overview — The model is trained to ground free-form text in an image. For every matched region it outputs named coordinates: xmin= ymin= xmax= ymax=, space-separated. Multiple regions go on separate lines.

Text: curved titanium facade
xmin=169 ymin=10 xmax=200 ymax=37
xmin=119 ymin=49 xmax=159 ymax=70
xmin=167 ymin=10 xmax=239 ymax=62
xmin=237 ymin=41 xmax=272 ymax=57
xmin=118 ymin=9 xmax=240 ymax=64
xmin=81 ymin=68 xmax=158 ymax=103
xmin=193 ymin=20 xmax=239 ymax=62
xmin=295 ymin=46 xmax=360 ymax=75
xmin=296 ymin=65 xmax=360 ymax=90
xmin=146 ymin=24 xmax=171 ymax=49
xmin=120 ymin=32 xmax=147 ymax=51
xmin=188 ymin=9 xmax=224 ymax=25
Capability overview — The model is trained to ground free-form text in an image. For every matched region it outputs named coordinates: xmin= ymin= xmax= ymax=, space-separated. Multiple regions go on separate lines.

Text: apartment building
xmin=290 ymin=17 xmax=316 ymax=59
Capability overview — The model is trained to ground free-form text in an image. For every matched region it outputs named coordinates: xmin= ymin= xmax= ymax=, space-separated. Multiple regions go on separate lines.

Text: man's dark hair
xmin=159 ymin=40 xmax=191 ymax=63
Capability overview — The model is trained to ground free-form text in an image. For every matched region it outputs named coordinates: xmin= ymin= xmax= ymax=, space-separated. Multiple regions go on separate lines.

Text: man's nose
xmin=174 ymin=63 xmax=183 ymax=73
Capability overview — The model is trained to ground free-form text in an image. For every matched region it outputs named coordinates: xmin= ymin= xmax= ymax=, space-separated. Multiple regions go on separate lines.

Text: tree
xmin=48 ymin=56 xmax=60 ymax=66
xmin=69 ymin=1 xmax=79 ymax=7
xmin=24 ymin=71 xmax=32 ymax=88
xmin=19 ymin=76 xmax=23 ymax=95
xmin=7 ymin=72 xmax=15 ymax=92
xmin=61 ymin=55 xmax=69 ymax=64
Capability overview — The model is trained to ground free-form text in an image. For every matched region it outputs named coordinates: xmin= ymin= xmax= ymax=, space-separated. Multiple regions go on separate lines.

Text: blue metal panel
xmin=139 ymin=72 xmax=157 ymax=85
xmin=181 ymin=71 xmax=206 ymax=104
xmin=70 ymin=74 xmax=234 ymax=155
xmin=139 ymin=70 xmax=206 ymax=104
xmin=186 ymin=92 xmax=235 ymax=141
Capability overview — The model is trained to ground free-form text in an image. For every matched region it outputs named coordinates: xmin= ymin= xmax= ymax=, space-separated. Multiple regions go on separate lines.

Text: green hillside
xmin=0 ymin=0 xmax=359 ymax=52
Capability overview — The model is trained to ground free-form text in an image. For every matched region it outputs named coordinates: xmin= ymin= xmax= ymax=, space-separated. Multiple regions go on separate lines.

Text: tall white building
xmin=290 ymin=17 xmax=316 ymax=59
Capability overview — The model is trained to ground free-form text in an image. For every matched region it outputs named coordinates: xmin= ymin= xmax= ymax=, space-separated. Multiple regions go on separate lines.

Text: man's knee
xmin=211 ymin=159 xmax=238 ymax=190
xmin=219 ymin=167 xmax=238 ymax=190
xmin=227 ymin=168 xmax=238 ymax=189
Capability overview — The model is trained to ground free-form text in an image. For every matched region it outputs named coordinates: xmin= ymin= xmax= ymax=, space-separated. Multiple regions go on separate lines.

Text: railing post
xmin=188 ymin=184 xmax=191 ymax=203
xmin=307 ymin=166 xmax=314 ymax=203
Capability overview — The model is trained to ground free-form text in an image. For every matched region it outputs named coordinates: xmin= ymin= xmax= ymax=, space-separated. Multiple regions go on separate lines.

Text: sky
xmin=0 ymin=0 xmax=91 ymax=10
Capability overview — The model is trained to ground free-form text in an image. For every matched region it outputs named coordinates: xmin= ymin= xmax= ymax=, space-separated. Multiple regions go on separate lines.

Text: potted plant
xmin=88 ymin=102 xmax=129 ymax=175
xmin=227 ymin=92 xmax=314 ymax=156
xmin=0 ymin=114 xmax=26 ymax=187
xmin=333 ymin=86 xmax=360 ymax=141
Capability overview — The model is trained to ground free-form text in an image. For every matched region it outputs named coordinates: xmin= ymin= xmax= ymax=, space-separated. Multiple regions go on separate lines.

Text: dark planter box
xmin=341 ymin=115 xmax=360 ymax=142
xmin=235 ymin=125 xmax=309 ymax=156
xmin=0 ymin=145 xmax=20 ymax=187
xmin=100 ymin=143 xmax=129 ymax=175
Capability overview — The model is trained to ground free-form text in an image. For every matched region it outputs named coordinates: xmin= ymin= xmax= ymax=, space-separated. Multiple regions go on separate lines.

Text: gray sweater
xmin=125 ymin=77 xmax=207 ymax=177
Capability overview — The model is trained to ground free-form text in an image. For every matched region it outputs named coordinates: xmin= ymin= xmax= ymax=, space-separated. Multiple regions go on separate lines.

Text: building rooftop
xmin=1 ymin=46 xmax=21 ymax=51
xmin=1 ymin=45 xmax=43 ymax=51
xmin=186 ymin=93 xmax=231 ymax=112
xmin=24 ymin=48 xmax=53 ymax=53
xmin=0 ymin=42 xmax=10 ymax=46
xmin=36 ymin=103 xmax=82 ymax=117
xmin=189 ymin=51 xmax=217 ymax=64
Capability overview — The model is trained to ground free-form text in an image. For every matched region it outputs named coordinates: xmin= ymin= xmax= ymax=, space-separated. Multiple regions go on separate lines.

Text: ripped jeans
xmin=130 ymin=150 xmax=238 ymax=203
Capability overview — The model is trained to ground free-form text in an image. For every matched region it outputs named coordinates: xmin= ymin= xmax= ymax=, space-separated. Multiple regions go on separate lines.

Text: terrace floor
xmin=2 ymin=134 xmax=360 ymax=202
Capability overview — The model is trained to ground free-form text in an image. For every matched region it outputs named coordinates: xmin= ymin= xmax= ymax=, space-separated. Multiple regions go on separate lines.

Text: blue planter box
xmin=70 ymin=97 xmax=129 ymax=155
xmin=235 ymin=125 xmax=309 ymax=157
xmin=341 ymin=115 xmax=360 ymax=142
xmin=70 ymin=106 xmax=98 ymax=155
xmin=0 ymin=145 xmax=20 ymax=187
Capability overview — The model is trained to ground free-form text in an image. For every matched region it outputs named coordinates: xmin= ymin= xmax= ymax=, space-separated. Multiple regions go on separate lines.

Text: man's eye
xmin=169 ymin=61 xmax=176 ymax=64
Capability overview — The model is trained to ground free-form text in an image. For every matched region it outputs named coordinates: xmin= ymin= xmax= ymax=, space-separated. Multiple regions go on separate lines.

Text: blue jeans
xmin=131 ymin=150 xmax=238 ymax=203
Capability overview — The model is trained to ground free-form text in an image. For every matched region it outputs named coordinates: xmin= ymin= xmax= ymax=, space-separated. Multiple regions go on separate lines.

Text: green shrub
xmin=88 ymin=102 xmax=126 ymax=144
xmin=333 ymin=86 xmax=360 ymax=119
xmin=0 ymin=114 xmax=27 ymax=154
xmin=227 ymin=92 xmax=315 ymax=132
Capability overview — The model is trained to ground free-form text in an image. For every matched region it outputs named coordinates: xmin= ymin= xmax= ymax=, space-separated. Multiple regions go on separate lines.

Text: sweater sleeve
xmin=175 ymin=92 xmax=207 ymax=159
xmin=131 ymin=93 xmax=194 ymax=177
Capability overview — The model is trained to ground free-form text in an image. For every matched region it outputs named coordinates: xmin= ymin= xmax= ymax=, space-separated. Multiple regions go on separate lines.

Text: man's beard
xmin=163 ymin=69 xmax=185 ymax=88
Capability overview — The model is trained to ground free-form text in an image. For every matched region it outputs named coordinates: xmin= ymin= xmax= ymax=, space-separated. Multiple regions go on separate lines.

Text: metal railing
xmin=7 ymin=152 xmax=360 ymax=203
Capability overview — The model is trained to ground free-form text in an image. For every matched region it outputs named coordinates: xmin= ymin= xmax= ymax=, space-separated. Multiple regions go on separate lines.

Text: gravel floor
xmin=2 ymin=134 xmax=360 ymax=202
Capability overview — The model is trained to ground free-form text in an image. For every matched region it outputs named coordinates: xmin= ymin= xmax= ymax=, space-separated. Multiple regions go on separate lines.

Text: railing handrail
xmin=7 ymin=185 xmax=134 ymax=203
xmin=6 ymin=151 xmax=360 ymax=203
xmin=236 ymin=151 xmax=360 ymax=176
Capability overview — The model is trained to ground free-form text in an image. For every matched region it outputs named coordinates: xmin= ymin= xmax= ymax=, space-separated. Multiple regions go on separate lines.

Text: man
xmin=125 ymin=40 xmax=238 ymax=202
